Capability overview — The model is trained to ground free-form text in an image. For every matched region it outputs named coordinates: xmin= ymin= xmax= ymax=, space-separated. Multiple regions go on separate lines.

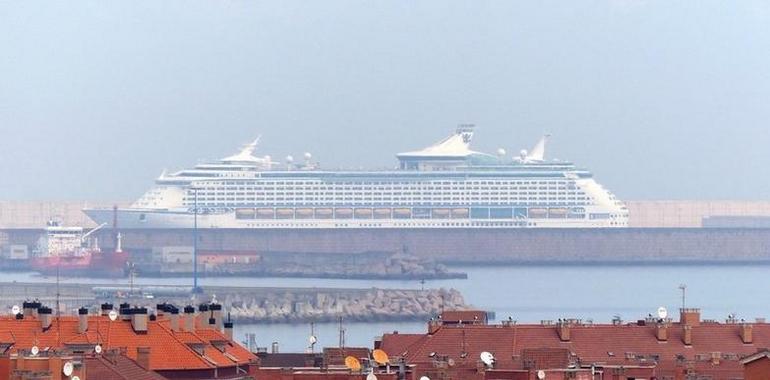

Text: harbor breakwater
xmin=0 ymin=282 xmax=467 ymax=324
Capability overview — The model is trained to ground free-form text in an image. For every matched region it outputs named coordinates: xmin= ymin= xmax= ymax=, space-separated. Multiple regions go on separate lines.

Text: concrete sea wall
xmin=4 ymin=227 xmax=770 ymax=264
xmin=113 ymin=228 xmax=770 ymax=264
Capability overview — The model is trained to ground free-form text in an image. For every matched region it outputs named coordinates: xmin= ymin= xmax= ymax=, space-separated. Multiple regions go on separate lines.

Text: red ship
xmin=30 ymin=221 xmax=129 ymax=277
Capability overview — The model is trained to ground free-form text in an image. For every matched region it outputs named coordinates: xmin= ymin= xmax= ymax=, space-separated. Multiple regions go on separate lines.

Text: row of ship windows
xmin=193 ymin=185 xmax=578 ymax=190
xmin=189 ymin=202 xmax=594 ymax=207
xmin=182 ymin=197 xmax=592 ymax=206
xmin=190 ymin=189 xmax=585 ymax=196
xmin=202 ymin=180 xmax=573 ymax=186
xmin=191 ymin=187 xmax=578 ymax=193
xmin=237 ymin=221 xmax=628 ymax=228
xmin=241 ymin=222 xmax=542 ymax=228
xmin=184 ymin=194 xmax=594 ymax=199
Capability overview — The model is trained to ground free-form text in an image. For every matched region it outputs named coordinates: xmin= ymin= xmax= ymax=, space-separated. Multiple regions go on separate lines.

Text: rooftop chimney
xmin=656 ymin=323 xmax=668 ymax=341
xmin=428 ymin=319 xmax=441 ymax=334
xmin=184 ymin=305 xmax=196 ymax=332
xmin=557 ymin=321 xmax=571 ymax=342
xmin=741 ymin=323 xmax=753 ymax=344
xmin=136 ymin=347 xmax=151 ymax=370
xmin=210 ymin=303 xmax=223 ymax=330
xmin=38 ymin=307 xmax=52 ymax=330
xmin=682 ymin=325 xmax=692 ymax=345
xmin=169 ymin=306 xmax=180 ymax=332
xmin=224 ymin=321 xmax=234 ymax=340
xmin=680 ymin=308 xmax=701 ymax=327
xmin=131 ymin=307 xmax=149 ymax=333
xmin=120 ymin=303 xmax=131 ymax=321
xmin=100 ymin=303 xmax=114 ymax=316
xmin=198 ymin=304 xmax=210 ymax=329
xmin=78 ymin=307 xmax=89 ymax=333
xmin=22 ymin=301 xmax=41 ymax=318
xmin=156 ymin=303 xmax=168 ymax=317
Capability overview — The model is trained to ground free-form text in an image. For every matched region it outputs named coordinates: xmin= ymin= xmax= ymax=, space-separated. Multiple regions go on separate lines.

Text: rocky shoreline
xmin=139 ymin=251 xmax=468 ymax=280
xmin=225 ymin=288 xmax=466 ymax=323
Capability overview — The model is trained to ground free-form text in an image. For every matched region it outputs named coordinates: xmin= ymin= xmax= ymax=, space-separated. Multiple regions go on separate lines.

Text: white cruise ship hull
xmin=84 ymin=207 xmax=625 ymax=229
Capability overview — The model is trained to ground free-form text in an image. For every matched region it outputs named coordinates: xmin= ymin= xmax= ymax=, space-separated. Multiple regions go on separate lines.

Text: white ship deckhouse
xmin=84 ymin=127 xmax=628 ymax=229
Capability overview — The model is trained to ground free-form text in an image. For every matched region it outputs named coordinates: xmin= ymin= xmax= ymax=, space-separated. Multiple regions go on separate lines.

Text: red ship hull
xmin=30 ymin=251 xmax=129 ymax=277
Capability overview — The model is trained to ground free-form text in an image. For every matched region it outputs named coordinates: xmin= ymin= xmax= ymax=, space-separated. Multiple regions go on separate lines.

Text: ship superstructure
xmin=84 ymin=127 xmax=628 ymax=229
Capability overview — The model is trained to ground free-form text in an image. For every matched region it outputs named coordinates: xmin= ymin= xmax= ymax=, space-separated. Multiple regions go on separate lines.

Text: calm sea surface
xmin=5 ymin=265 xmax=770 ymax=352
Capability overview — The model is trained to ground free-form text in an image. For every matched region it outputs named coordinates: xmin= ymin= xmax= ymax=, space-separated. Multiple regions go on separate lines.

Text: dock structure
xmin=96 ymin=227 xmax=770 ymax=264
xmin=5 ymin=226 xmax=770 ymax=265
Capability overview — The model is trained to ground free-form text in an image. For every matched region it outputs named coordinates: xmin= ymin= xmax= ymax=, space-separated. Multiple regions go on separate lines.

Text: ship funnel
xmin=526 ymin=134 xmax=550 ymax=162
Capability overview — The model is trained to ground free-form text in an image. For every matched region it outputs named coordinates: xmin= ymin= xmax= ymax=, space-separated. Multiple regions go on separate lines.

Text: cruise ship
xmin=84 ymin=127 xmax=628 ymax=229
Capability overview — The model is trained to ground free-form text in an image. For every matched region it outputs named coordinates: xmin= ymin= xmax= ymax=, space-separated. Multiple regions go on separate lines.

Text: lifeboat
xmin=314 ymin=208 xmax=333 ymax=219
xmin=255 ymin=208 xmax=275 ymax=219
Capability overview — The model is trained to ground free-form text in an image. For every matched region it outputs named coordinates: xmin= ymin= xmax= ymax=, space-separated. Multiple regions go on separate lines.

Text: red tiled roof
xmin=440 ymin=310 xmax=487 ymax=324
xmin=380 ymin=320 xmax=770 ymax=379
xmin=0 ymin=314 xmax=255 ymax=372
xmin=85 ymin=352 xmax=166 ymax=380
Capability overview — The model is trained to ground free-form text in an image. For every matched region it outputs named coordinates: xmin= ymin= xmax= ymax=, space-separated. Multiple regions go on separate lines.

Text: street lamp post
xmin=192 ymin=188 xmax=202 ymax=293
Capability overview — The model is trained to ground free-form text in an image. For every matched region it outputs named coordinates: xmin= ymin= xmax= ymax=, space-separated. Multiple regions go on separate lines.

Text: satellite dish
xmin=344 ymin=356 xmax=362 ymax=371
xmin=447 ymin=358 xmax=455 ymax=367
xmin=366 ymin=373 xmax=378 ymax=380
xmin=95 ymin=344 xmax=103 ymax=354
xmin=420 ymin=376 xmax=431 ymax=380
xmin=304 ymin=152 xmax=312 ymax=160
xmin=372 ymin=349 xmax=389 ymax=365
xmin=72 ymin=377 xmax=81 ymax=380
xmin=63 ymin=361 xmax=74 ymax=376
xmin=108 ymin=310 xmax=118 ymax=321
xmin=286 ymin=155 xmax=294 ymax=163
xmin=11 ymin=305 xmax=20 ymax=315
xmin=480 ymin=351 xmax=495 ymax=366
xmin=657 ymin=307 xmax=668 ymax=319
xmin=537 ymin=370 xmax=546 ymax=379
xmin=31 ymin=346 xmax=39 ymax=356
xmin=309 ymin=335 xmax=317 ymax=345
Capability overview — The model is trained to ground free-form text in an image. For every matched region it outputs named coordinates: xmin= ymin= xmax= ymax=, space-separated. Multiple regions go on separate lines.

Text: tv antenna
xmin=480 ymin=351 xmax=495 ymax=368
xmin=308 ymin=321 xmax=317 ymax=353
xmin=62 ymin=361 xmax=74 ymax=377
xmin=56 ymin=264 xmax=61 ymax=346
xmin=344 ymin=356 xmax=362 ymax=372
xmin=372 ymin=349 xmax=389 ymax=366
xmin=338 ymin=316 xmax=346 ymax=348
xmin=678 ymin=284 xmax=687 ymax=309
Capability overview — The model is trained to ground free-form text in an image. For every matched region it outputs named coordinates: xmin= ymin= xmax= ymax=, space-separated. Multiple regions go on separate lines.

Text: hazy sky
xmin=1 ymin=1 xmax=769 ymax=201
